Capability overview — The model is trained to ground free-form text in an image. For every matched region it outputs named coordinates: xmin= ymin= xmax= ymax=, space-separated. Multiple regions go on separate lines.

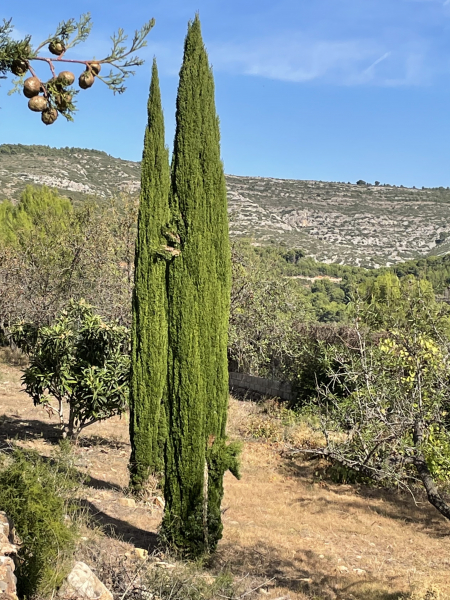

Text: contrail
xmin=363 ymin=51 xmax=391 ymax=74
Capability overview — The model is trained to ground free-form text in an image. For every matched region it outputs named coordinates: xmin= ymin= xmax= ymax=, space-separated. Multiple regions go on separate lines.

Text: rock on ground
xmin=59 ymin=562 xmax=113 ymax=600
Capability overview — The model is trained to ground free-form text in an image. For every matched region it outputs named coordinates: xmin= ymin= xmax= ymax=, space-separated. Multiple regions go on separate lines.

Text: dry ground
xmin=1 ymin=352 xmax=450 ymax=600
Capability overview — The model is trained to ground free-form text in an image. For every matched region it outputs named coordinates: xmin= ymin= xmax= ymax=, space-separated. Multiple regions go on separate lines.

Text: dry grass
xmin=1 ymin=353 xmax=450 ymax=600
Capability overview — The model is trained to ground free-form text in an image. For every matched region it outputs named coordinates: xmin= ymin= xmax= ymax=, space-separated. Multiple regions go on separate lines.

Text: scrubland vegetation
xmin=2 ymin=180 xmax=450 ymax=598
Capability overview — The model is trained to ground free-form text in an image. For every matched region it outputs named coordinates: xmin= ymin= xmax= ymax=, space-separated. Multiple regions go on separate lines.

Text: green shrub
xmin=0 ymin=443 xmax=81 ymax=597
xmin=11 ymin=299 xmax=130 ymax=440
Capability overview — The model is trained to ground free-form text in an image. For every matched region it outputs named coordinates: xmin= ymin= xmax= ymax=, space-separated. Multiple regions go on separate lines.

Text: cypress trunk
xmin=129 ymin=60 xmax=170 ymax=490
xmin=162 ymin=15 xmax=239 ymax=555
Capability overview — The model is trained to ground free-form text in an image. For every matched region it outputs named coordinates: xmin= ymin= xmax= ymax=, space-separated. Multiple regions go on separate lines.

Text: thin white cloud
xmin=209 ymin=36 xmax=429 ymax=87
xmin=210 ymin=36 xmax=378 ymax=84
xmin=362 ymin=52 xmax=392 ymax=74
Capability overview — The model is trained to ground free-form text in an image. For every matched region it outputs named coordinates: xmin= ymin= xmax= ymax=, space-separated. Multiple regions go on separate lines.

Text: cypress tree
xmin=129 ymin=59 xmax=171 ymax=490
xmin=162 ymin=15 xmax=240 ymax=555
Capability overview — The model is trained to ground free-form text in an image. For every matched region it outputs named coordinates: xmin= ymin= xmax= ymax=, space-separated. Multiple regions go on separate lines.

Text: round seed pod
xmin=54 ymin=92 xmax=73 ymax=111
xmin=88 ymin=62 xmax=101 ymax=75
xmin=49 ymin=39 xmax=65 ymax=56
xmin=41 ymin=108 xmax=58 ymax=125
xmin=23 ymin=77 xmax=41 ymax=98
xmin=11 ymin=59 xmax=29 ymax=76
xmin=28 ymin=96 xmax=47 ymax=112
xmin=57 ymin=71 xmax=75 ymax=86
xmin=78 ymin=71 xmax=95 ymax=90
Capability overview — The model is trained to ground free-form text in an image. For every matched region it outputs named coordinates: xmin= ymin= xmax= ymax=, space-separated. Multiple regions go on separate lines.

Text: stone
xmin=59 ymin=562 xmax=112 ymax=600
xmin=134 ymin=548 xmax=148 ymax=560
xmin=153 ymin=562 xmax=176 ymax=569
xmin=153 ymin=496 xmax=165 ymax=509
xmin=0 ymin=514 xmax=12 ymax=546
xmin=0 ymin=513 xmax=18 ymax=600
xmin=118 ymin=498 xmax=136 ymax=508
xmin=0 ymin=557 xmax=18 ymax=600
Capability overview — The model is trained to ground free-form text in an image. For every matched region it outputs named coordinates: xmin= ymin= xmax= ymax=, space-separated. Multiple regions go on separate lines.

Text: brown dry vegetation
xmin=1 ymin=350 xmax=450 ymax=600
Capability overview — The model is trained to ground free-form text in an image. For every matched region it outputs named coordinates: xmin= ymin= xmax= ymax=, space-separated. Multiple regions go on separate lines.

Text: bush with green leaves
xmin=299 ymin=275 xmax=450 ymax=521
xmin=0 ymin=185 xmax=138 ymax=333
xmin=0 ymin=444 xmax=81 ymax=597
xmin=11 ymin=299 xmax=130 ymax=440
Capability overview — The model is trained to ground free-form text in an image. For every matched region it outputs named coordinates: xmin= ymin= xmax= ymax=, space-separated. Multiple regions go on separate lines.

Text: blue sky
xmin=2 ymin=0 xmax=450 ymax=187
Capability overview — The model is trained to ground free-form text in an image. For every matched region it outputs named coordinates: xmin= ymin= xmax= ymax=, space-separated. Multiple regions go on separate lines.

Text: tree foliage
xmin=161 ymin=15 xmax=239 ymax=555
xmin=129 ymin=59 xmax=170 ymax=489
xmin=0 ymin=185 xmax=137 ymax=335
xmin=229 ymin=240 xmax=315 ymax=378
xmin=298 ymin=275 xmax=450 ymax=521
xmin=11 ymin=299 xmax=130 ymax=439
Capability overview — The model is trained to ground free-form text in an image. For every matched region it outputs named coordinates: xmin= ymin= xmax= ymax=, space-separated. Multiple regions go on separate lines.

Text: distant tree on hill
xmin=436 ymin=232 xmax=449 ymax=245
xmin=0 ymin=14 xmax=154 ymax=124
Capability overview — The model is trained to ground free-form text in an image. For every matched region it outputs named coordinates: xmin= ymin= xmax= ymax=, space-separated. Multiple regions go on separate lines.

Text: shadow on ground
xmin=0 ymin=414 xmax=128 ymax=450
xmin=0 ymin=414 xmax=125 ymax=494
xmin=80 ymin=499 xmax=159 ymax=551
xmin=0 ymin=415 xmax=63 ymax=447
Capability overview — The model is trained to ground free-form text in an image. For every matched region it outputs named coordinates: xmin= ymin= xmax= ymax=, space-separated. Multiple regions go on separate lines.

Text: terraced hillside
xmin=227 ymin=175 xmax=450 ymax=267
xmin=2 ymin=143 xmax=450 ymax=267
xmin=0 ymin=144 xmax=140 ymax=203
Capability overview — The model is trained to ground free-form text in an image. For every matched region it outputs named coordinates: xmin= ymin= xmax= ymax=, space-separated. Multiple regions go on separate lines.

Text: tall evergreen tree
xmin=162 ymin=15 xmax=240 ymax=555
xmin=129 ymin=59 xmax=170 ymax=490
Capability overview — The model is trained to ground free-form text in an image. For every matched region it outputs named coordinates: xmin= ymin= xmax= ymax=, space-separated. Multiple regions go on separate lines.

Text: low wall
xmin=229 ymin=372 xmax=294 ymax=402
xmin=0 ymin=512 xmax=18 ymax=600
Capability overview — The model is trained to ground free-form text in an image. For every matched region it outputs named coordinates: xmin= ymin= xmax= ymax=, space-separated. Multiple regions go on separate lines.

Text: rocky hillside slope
xmin=2 ymin=143 xmax=450 ymax=267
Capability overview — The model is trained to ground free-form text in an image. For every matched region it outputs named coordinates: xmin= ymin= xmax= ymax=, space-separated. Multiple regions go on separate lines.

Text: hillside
xmin=2 ymin=143 xmax=450 ymax=267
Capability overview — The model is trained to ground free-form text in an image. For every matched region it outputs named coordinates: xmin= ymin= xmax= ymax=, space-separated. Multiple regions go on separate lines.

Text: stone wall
xmin=229 ymin=372 xmax=294 ymax=402
xmin=0 ymin=513 xmax=18 ymax=600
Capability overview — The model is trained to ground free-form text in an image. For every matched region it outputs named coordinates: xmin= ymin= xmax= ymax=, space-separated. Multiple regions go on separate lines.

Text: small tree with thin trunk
xmin=11 ymin=300 xmax=129 ymax=440
xmin=292 ymin=276 xmax=450 ymax=522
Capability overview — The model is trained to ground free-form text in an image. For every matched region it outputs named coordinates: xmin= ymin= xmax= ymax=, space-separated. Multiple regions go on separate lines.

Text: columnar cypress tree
xmin=129 ymin=59 xmax=170 ymax=490
xmin=162 ymin=15 xmax=240 ymax=555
